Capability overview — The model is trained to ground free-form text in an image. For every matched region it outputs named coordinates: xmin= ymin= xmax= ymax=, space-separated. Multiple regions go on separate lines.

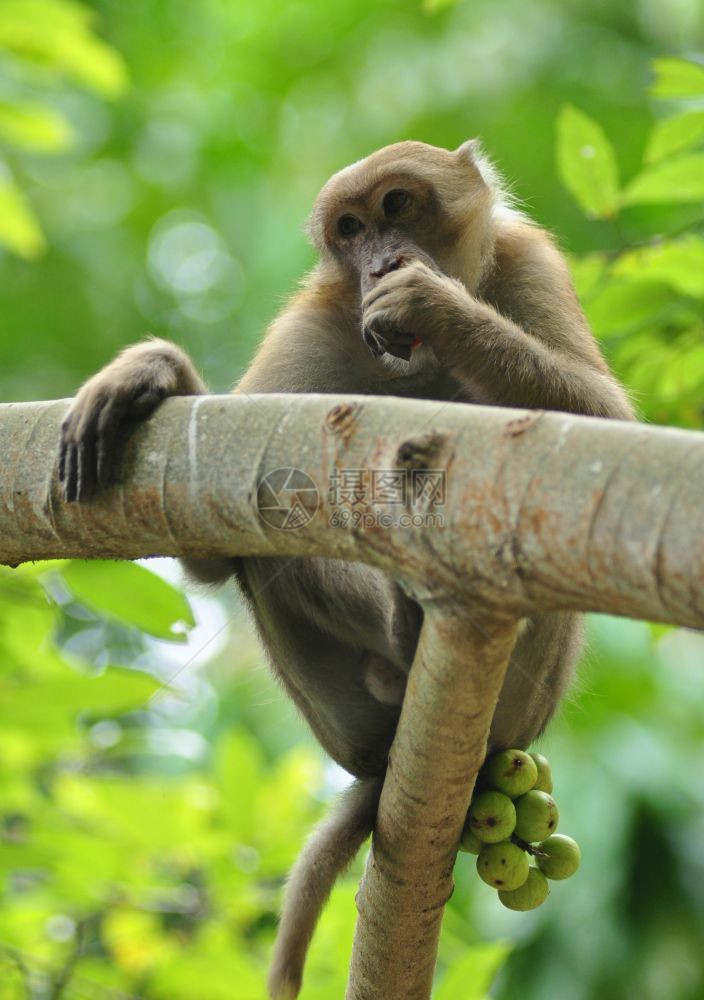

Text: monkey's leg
xmin=59 ymin=338 xmax=206 ymax=501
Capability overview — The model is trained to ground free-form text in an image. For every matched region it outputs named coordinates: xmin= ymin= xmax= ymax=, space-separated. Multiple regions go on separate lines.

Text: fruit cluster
xmin=459 ymin=749 xmax=580 ymax=911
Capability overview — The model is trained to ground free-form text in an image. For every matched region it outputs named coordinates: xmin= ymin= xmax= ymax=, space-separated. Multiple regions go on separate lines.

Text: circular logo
xmin=256 ymin=467 xmax=319 ymax=531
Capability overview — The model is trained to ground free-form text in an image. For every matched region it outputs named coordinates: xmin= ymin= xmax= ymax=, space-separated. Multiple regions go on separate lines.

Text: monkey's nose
xmin=369 ymin=254 xmax=404 ymax=279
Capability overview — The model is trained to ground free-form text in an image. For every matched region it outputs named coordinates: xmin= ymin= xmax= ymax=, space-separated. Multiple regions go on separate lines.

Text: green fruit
xmin=483 ymin=749 xmax=538 ymax=798
xmin=498 ymin=867 xmax=550 ymax=911
xmin=459 ymin=828 xmax=482 ymax=854
xmin=529 ymin=752 xmax=553 ymax=793
xmin=476 ymin=842 xmax=529 ymax=891
xmin=514 ymin=790 xmax=559 ymax=843
xmin=536 ymin=834 xmax=581 ymax=880
xmin=467 ymin=791 xmax=516 ymax=844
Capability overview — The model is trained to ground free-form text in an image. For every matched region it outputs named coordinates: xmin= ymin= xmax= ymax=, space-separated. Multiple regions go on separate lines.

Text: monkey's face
xmin=322 ymin=181 xmax=443 ymax=299
xmin=308 ymin=140 xmax=493 ymax=362
xmin=310 ymin=141 xmax=491 ymax=277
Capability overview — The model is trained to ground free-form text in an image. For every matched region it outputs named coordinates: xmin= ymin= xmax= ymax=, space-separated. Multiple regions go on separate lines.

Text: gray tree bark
xmin=1 ymin=394 xmax=703 ymax=999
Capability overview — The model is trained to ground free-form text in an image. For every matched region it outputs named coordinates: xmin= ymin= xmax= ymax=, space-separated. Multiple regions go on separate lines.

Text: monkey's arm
xmin=59 ymin=338 xmax=207 ymax=501
xmin=362 ymin=228 xmax=634 ymax=421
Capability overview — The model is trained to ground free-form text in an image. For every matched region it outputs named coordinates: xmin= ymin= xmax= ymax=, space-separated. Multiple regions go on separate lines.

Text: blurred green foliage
xmin=1 ymin=1 xmax=704 ymax=998
xmin=0 ymin=0 xmax=127 ymax=260
xmin=0 ymin=561 xmax=517 ymax=998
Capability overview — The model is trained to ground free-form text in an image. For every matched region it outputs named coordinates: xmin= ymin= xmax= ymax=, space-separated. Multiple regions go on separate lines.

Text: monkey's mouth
xmin=363 ymin=327 xmax=423 ymax=362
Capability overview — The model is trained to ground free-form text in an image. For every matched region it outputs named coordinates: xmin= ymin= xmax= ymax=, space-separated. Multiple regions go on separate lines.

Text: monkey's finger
xmin=61 ymin=443 xmax=80 ymax=502
xmin=58 ymin=436 xmax=68 ymax=484
xmin=362 ymin=277 xmax=404 ymax=309
xmin=362 ymin=282 xmax=400 ymax=310
xmin=365 ymin=312 xmax=415 ymax=344
xmin=59 ymin=436 xmax=91 ymax=500
xmin=363 ymin=326 xmax=386 ymax=358
xmin=76 ymin=431 xmax=98 ymax=500
xmin=94 ymin=391 xmax=135 ymax=487
xmin=363 ymin=318 xmax=415 ymax=362
xmin=362 ymin=263 xmax=428 ymax=308
xmin=94 ymin=385 xmax=167 ymax=487
xmin=73 ymin=396 xmax=115 ymax=497
xmin=129 ymin=387 xmax=167 ymax=418
xmin=96 ymin=421 xmax=121 ymax=489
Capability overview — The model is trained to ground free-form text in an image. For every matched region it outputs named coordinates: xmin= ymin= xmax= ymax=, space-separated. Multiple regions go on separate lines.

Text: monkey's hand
xmin=59 ymin=338 xmax=206 ymax=502
xmin=361 ymin=260 xmax=470 ymax=362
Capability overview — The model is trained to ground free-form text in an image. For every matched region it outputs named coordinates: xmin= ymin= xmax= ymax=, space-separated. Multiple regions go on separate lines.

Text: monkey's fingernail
xmin=410 ymin=337 xmax=423 ymax=351
xmin=363 ymin=328 xmax=386 ymax=358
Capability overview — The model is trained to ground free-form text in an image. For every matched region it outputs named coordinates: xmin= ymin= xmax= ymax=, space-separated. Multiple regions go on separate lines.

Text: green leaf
xmin=622 ymin=154 xmax=704 ymax=205
xmin=645 ymin=111 xmax=704 ymax=164
xmin=0 ymin=170 xmax=46 ymax=259
xmin=147 ymin=921 xmax=265 ymax=998
xmin=215 ymin=731 xmax=266 ymax=839
xmin=0 ymin=585 xmax=63 ymax=680
xmin=103 ymin=908 xmax=176 ymax=974
xmin=0 ymin=101 xmax=74 ymax=152
xmin=648 ymin=622 xmax=674 ymax=642
xmin=567 ymin=252 xmax=608 ymax=300
xmin=0 ymin=666 xmax=159 ymax=728
xmin=0 ymin=0 xmax=128 ymax=98
xmin=54 ymin=773 xmax=211 ymax=850
xmin=613 ymin=237 xmax=704 ymax=300
xmin=584 ymin=279 xmax=674 ymax=334
xmin=657 ymin=341 xmax=704 ymax=400
xmin=651 ymin=57 xmax=704 ymax=98
xmin=423 ymin=0 xmax=461 ymax=12
xmin=68 ymin=957 xmax=134 ymax=996
xmin=0 ymin=964 xmax=24 ymax=999
xmin=0 ymin=899 xmax=55 ymax=952
xmin=13 ymin=558 xmax=71 ymax=580
xmin=303 ymin=884 xmax=359 ymax=999
xmin=556 ymin=105 xmax=620 ymax=219
xmin=61 ymin=560 xmax=194 ymax=639
xmin=0 ymin=564 xmax=48 ymax=605
xmin=256 ymin=749 xmax=324 ymax=872
xmin=434 ymin=941 xmax=512 ymax=1000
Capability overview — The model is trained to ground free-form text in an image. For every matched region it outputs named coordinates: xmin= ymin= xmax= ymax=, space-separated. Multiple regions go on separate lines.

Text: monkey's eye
xmin=338 ymin=215 xmax=364 ymax=237
xmin=383 ymin=189 xmax=411 ymax=216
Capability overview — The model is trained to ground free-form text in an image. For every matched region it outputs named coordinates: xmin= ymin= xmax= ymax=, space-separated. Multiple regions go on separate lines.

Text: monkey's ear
xmin=456 ymin=138 xmax=499 ymax=193
xmin=456 ymin=138 xmax=486 ymax=165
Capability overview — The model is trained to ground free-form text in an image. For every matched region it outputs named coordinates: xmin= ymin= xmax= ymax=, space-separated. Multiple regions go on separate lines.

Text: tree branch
xmin=1 ymin=395 xmax=703 ymax=627
xmin=347 ymin=609 xmax=518 ymax=999
xmin=2 ymin=393 xmax=704 ymax=998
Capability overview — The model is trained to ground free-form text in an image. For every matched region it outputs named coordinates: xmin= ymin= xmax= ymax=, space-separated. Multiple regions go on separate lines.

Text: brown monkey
xmin=59 ymin=140 xmax=634 ymax=1000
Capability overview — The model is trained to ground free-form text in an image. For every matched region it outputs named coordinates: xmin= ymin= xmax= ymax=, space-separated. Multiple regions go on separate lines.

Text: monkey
xmin=58 ymin=139 xmax=634 ymax=999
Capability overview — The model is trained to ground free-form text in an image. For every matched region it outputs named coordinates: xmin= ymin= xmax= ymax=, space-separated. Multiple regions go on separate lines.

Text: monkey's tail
xmin=267 ymin=776 xmax=382 ymax=1000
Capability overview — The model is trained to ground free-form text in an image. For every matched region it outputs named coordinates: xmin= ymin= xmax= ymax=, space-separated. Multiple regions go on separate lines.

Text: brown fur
xmin=58 ymin=139 xmax=634 ymax=999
